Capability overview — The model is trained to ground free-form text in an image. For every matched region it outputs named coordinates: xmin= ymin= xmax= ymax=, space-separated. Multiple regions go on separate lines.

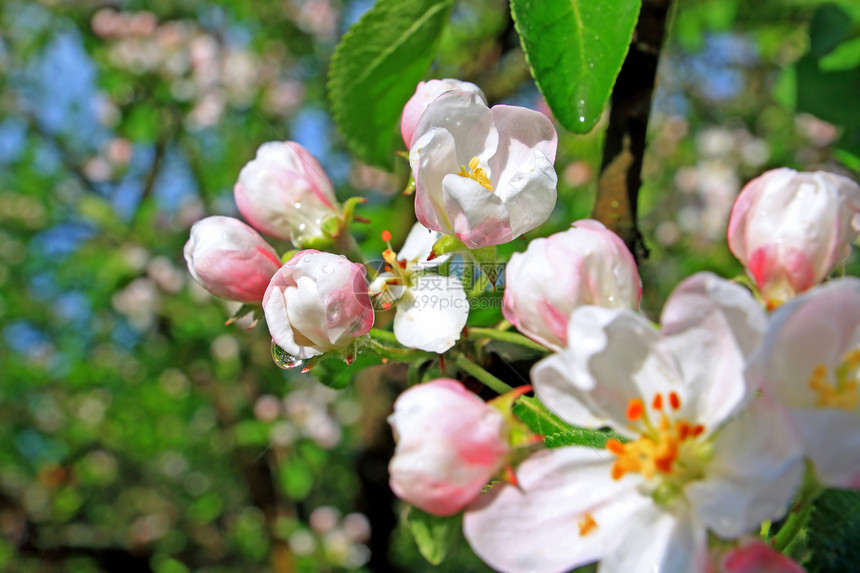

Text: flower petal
xmin=441 ymin=173 xmax=513 ymax=248
xmin=411 ymin=128 xmax=461 ymax=233
xmin=790 ymin=408 xmax=860 ymax=488
xmin=599 ymin=501 xmax=708 ymax=573
xmin=393 ymin=275 xmax=468 ymax=353
xmin=412 ymin=91 xmax=499 ymax=166
xmin=533 ymin=306 xmax=680 ymax=435
xmin=686 ymin=396 xmax=804 ymax=537
xmin=660 ymin=272 xmax=767 ymax=429
xmin=463 ymin=447 xmax=648 ymax=573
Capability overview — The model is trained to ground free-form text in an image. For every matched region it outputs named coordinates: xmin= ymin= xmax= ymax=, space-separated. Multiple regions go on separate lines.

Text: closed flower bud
xmin=263 ymin=250 xmax=373 ymax=360
xmin=234 ymin=141 xmax=340 ymax=245
xmin=502 ymin=219 xmax=641 ymax=350
xmin=401 ymin=79 xmax=486 ymax=148
xmin=388 ymin=379 xmax=509 ymax=516
xmin=183 ymin=216 xmax=281 ymax=302
xmin=728 ymin=168 xmax=860 ymax=306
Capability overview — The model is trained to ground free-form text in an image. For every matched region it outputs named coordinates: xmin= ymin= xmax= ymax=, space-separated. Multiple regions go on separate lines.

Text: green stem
xmin=772 ymin=464 xmax=824 ymax=552
xmin=365 ymin=333 xmax=434 ymax=362
xmin=466 ymin=327 xmax=549 ymax=353
xmin=454 ymin=355 xmax=514 ymax=395
xmin=369 ymin=328 xmax=399 ymax=345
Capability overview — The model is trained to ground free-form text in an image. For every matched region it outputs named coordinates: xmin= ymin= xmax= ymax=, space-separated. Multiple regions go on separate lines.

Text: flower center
xmin=605 ymin=392 xmax=711 ymax=504
xmin=808 ymin=348 xmax=860 ymax=410
xmin=457 ymin=156 xmax=494 ymax=191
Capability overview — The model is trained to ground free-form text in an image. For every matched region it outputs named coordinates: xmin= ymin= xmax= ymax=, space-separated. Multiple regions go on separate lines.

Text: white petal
xmin=534 ymin=306 xmax=680 ymax=435
xmin=412 ymin=91 xmax=499 ymax=165
xmin=393 ymin=276 xmax=468 ymax=353
xmin=790 ymin=408 xmax=860 ymax=488
xmin=660 ymin=272 xmax=767 ymax=429
xmin=411 ymin=128 xmax=460 ymax=233
xmin=686 ymin=396 xmax=804 ymax=538
xmin=441 ymin=173 xmax=513 ymax=248
xmin=599 ymin=502 xmax=708 ymax=573
xmin=397 ymin=222 xmax=445 ymax=264
xmin=284 ymin=276 xmax=330 ymax=353
xmin=463 ymin=448 xmax=648 ymax=573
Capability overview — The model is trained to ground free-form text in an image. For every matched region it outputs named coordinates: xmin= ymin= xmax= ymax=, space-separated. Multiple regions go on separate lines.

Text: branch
xmin=593 ymin=0 xmax=673 ymax=262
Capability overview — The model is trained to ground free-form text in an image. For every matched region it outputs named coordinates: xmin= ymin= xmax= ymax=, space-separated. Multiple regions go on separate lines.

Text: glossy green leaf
xmin=405 ymin=506 xmax=461 ymax=565
xmin=327 ymin=0 xmax=454 ymax=170
xmin=805 ymin=489 xmax=860 ymax=572
xmin=512 ymin=395 xmax=573 ymax=436
xmin=511 ymin=0 xmax=641 ymax=133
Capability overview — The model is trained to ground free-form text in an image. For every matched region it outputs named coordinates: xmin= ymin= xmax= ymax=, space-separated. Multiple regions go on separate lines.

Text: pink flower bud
xmin=728 ymin=168 xmax=860 ymax=305
xmin=234 ymin=141 xmax=340 ymax=244
xmin=502 ymin=219 xmax=641 ymax=350
xmin=263 ymin=250 xmax=373 ymax=360
xmin=388 ymin=379 xmax=509 ymax=516
xmin=716 ymin=540 xmax=803 ymax=573
xmin=183 ymin=216 xmax=282 ymax=302
xmin=401 ymin=79 xmax=486 ymax=148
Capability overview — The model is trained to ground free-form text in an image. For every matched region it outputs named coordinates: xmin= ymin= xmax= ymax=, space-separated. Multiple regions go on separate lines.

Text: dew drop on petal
xmin=294 ymin=202 xmax=302 ymax=209
xmin=271 ymin=341 xmax=303 ymax=369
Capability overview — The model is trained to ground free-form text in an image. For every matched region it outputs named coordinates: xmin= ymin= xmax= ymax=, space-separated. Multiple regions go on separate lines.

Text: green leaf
xmin=512 ymin=395 xmax=574 ymax=436
xmin=795 ymin=53 xmax=860 ymax=129
xmin=405 ymin=506 xmax=461 ymax=565
xmin=804 ymin=488 xmax=860 ymax=572
xmin=312 ymin=353 xmax=383 ymax=389
xmin=511 ymin=0 xmax=641 ymax=133
xmin=544 ymin=427 xmax=624 ymax=449
xmin=808 ymin=3 xmax=853 ymax=58
xmin=327 ymin=0 xmax=454 ymax=170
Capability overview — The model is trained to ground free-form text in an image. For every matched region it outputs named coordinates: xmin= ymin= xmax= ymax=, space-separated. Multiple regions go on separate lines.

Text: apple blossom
xmin=747 ymin=277 xmax=860 ymax=488
xmin=727 ymin=168 xmax=860 ymax=306
xmin=388 ymin=378 xmax=509 ymax=516
xmin=502 ymin=219 xmax=641 ymax=350
xmin=369 ymin=223 xmax=468 ymax=353
xmin=409 ymin=91 xmax=558 ymax=249
xmin=234 ymin=141 xmax=340 ymax=244
xmin=463 ymin=273 xmax=803 ymax=573
xmin=400 ymin=79 xmax=486 ymax=148
xmin=183 ymin=215 xmax=281 ymax=302
xmin=263 ymin=250 xmax=373 ymax=360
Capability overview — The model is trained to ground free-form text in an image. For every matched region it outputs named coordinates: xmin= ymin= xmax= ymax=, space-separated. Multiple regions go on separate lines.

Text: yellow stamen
xmin=457 ymin=156 xmax=494 ymax=191
xmin=808 ymin=348 xmax=860 ymax=410
xmin=578 ymin=513 xmax=598 ymax=537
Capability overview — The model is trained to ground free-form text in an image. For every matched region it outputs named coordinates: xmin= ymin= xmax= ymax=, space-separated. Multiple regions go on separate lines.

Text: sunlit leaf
xmin=511 ymin=0 xmax=641 ymax=133
xmin=328 ymin=0 xmax=454 ymax=169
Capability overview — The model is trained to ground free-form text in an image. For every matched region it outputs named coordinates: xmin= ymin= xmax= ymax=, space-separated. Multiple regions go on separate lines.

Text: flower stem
xmin=772 ymin=463 xmax=824 ymax=552
xmin=466 ymin=327 xmax=549 ymax=353
xmin=454 ymin=355 xmax=514 ymax=395
xmin=366 ymin=330 xmax=435 ymax=362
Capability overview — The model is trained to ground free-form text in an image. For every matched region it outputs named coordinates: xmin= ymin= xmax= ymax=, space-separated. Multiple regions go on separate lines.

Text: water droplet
xmin=607 ymin=296 xmax=615 ymax=302
xmin=271 ymin=341 xmax=303 ymax=369
xmin=294 ymin=202 xmax=302 ymax=209
xmin=579 ymin=116 xmax=586 ymax=123
xmin=523 ymin=216 xmax=532 ymax=226
xmin=298 ymin=223 xmax=307 ymax=231
xmin=511 ymin=173 xmax=524 ymax=185
xmin=589 ymin=62 xmax=594 ymax=68
xmin=321 ymin=264 xmax=334 ymax=274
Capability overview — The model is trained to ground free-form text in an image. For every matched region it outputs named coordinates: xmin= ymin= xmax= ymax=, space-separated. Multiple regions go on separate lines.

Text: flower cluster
xmin=183 ymin=77 xmax=860 ymax=572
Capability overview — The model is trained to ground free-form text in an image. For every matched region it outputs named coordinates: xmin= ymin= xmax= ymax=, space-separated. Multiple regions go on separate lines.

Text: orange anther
xmin=626 ymin=398 xmax=645 ymax=421
xmin=381 ymin=230 xmax=392 ymax=242
xmin=578 ymin=513 xmax=598 ymax=537
xmin=606 ymin=439 xmax=625 ymax=455
xmin=691 ymin=425 xmax=705 ymax=437
xmin=669 ymin=392 xmax=681 ymax=410
xmin=652 ymin=393 xmax=663 ymax=410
